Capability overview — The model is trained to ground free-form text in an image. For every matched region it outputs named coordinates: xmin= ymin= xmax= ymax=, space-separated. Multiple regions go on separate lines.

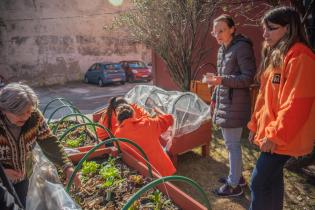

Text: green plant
xmin=99 ymin=157 xmax=122 ymax=188
xmin=66 ymin=139 xmax=81 ymax=148
xmin=81 ymin=161 xmax=100 ymax=176
xmin=65 ymin=132 xmax=85 ymax=148
xmin=129 ymin=175 xmax=144 ymax=185
xmin=148 ymin=190 xmax=170 ymax=210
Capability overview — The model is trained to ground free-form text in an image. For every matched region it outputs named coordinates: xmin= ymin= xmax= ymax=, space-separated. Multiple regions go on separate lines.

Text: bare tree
xmin=111 ymin=0 xmax=220 ymax=91
xmin=110 ymin=0 xmax=314 ymax=90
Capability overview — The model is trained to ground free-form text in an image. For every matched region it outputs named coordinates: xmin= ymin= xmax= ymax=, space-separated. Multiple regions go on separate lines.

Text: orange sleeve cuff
xmin=265 ymin=124 xmax=286 ymax=146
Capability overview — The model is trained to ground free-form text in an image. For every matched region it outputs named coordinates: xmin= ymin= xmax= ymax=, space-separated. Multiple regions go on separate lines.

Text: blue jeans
xmin=221 ymin=127 xmax=243 ymax=187
xmin=250 ymin=152 xmax=290 ymax=210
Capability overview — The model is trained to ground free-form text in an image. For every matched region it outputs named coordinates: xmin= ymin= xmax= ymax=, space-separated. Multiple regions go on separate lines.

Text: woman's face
xmin=262 ymin=21 xmax=287 ymax=47
xmin=212 ymin=21 xmax=235 ymax=46
xmin=4 ymin=105 xmax=33 ymax=127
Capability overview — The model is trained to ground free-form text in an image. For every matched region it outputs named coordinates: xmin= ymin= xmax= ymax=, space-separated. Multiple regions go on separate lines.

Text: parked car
xmin=84 ymin=63 xmax=126 ymax=87
xmin=119 ymin=60 xmax=152 ymax=82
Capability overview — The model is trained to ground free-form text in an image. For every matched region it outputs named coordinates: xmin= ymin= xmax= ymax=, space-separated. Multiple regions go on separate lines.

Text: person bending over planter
xmin=96 ymin=97 xmax=149 ymax=140
xmin=248 ymin=7 xmax=315 ymax=210
xmin=114 ymin=104 xmax=176 ymax=176
xmin=0 ymin=83 xmax=81 ymax=208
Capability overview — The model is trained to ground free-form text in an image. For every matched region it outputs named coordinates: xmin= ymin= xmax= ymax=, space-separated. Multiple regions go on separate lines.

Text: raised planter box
xmin=190 ymin=80 xmax=213 ymax=104
xmin=68 ymin=145 xmax=114 ymax=163
xmin=160 ymin=119 xmax=211 ymax=165
xmin=92 ymin=106 xmax=107 ymax=123
xmin=69 ymin=147 xmax=208 ymax=210
xmin=92 ymin=106 xmax=212 ymax=166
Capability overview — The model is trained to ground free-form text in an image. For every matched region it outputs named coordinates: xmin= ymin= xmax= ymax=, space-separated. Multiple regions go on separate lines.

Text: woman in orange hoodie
xmin=248 ymin=7 xmax=315 ymax=210
xmin=114 ymin=104 xmax=176 ymax=176
xmin=96 ymin=97 xmax=149 ymax=140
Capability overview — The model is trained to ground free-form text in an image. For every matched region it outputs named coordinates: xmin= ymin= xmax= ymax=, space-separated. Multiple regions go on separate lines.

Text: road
xmin=34 ymin=81 xmax=153 ymax=119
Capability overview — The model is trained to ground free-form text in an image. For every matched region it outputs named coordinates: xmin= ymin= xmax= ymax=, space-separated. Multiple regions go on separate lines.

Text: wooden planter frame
xmin=68 ymin=146 xmax=208 ymax=210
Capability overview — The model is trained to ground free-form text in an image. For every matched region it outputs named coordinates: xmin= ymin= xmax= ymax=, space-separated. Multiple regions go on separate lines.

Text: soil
xmin=173 ymin=126 xmax=315 ymax=210
xmin=65 ymin=157 xmax=180 ymax=210
xmin=49 ymin=120 xmax=98 ymax=148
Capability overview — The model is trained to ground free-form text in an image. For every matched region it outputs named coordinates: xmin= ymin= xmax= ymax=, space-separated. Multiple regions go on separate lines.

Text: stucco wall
xmin=0 ymin=0 xmax=150 ymax=86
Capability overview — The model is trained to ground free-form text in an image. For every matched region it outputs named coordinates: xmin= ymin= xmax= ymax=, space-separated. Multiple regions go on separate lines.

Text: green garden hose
xmin=122 ymin=175 xmax=211 ymax=210
xmin=47 ymin=105 xmax=81 ymax=124
xmin=51 ymin=113 xmax=97 ymax=142
xmin=65 ymin=137 xmax=153 ymax=192
xmin=42 ymin=97 xmax=73 ymax=116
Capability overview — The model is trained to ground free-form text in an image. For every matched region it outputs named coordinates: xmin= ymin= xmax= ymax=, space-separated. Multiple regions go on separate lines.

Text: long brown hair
xmin=256 ymin=6 xmax=310 ymax=81
xmin=106 ymin=97 xmax=128 ymax=129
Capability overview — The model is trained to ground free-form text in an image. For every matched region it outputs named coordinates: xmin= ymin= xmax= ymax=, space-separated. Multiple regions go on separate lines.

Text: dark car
xmin=119 ymin=60 xmax=152 ymax=82
xmin=84 ymin=63 xmax=126 ymax=87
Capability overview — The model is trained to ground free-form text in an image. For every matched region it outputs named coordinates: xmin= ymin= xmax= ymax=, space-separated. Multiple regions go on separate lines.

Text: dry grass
xmin=174 ymin=126 xmax=315 ymax=210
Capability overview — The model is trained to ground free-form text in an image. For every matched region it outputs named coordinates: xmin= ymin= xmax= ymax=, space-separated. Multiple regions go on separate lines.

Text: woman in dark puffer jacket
xmin=205 ymin=14 xmax=256 ymax=197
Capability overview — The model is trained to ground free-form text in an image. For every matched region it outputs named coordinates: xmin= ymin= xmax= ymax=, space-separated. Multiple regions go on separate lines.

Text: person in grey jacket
xmin=205 ymin=14 xmax=256 ymax=197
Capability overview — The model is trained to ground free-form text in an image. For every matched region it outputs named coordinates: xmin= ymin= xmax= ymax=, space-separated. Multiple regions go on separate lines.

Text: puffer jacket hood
xmin=229 ymin=34 xmax=253 ymax=47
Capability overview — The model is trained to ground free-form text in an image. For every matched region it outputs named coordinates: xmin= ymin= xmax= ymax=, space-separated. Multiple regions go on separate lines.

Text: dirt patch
xmin=174 ymin=126 xmax=315 ymax=210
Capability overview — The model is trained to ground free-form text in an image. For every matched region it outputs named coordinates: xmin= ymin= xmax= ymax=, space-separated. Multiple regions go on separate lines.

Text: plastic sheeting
xmin=124 ymin=85 xmax=211 ymax=140
xmin=26 ymin=144 xmax=81 ymax=210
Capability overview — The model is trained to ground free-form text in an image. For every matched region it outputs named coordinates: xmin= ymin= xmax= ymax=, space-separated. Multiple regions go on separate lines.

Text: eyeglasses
xmin=263 ymin=25 xmax=283 ymax=32
xmin=211 ymin=29 xmax=227 ymax=37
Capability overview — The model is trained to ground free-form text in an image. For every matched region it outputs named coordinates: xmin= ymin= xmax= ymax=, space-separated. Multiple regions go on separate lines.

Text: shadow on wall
xmin=39 ymin=57 xmax=82 ymax=86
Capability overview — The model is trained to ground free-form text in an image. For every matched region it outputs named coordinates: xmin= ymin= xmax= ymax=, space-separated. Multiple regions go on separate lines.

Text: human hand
xmin=153 ymin=107 xmax=165 ymax=115
xmin=206 ymin=75 xmax=222 ymax=86
xmin=64 ymin=167 xmax=81 ymax=189
xmin=260 ymin=137 xmax=276 ymax=153
xmin=4 ymin=169 xmax=24 ymax=183
xmin=248 ymin=131 xmax=255 ymax=144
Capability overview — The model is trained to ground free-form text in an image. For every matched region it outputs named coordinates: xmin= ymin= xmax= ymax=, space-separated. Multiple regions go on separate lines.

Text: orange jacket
xmin=96 ymin=104 xmax=148 ymax=139
xmin=248 ymin=43 xmax=315 ymax=157
xmin=114 ymin=114 xmax=176 ymax=176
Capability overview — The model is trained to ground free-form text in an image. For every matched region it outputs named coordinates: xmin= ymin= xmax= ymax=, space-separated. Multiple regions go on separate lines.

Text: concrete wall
xmin=0 ymin=0 xmax=150 ymax=86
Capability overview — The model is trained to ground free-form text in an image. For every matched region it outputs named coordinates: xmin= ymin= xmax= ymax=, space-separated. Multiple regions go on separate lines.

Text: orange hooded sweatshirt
xmin=248 ymin=43 xmax=315 ymax=157
xmin=114 ymin=114 xmax=176 ymax=176
xmin=96 ymin=104 xmax=148 ymax=140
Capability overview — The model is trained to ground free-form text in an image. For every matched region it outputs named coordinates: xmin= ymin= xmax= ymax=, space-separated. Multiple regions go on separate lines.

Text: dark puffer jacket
xmin=212 ymin=34 xmax=256 ymax=128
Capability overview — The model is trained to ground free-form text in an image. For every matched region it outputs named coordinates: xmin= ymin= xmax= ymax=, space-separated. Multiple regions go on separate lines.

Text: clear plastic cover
xmin=124 ymin=85 xmax=211 ymax=140
xmin=26 ymin=144 xmax=81 ymax=210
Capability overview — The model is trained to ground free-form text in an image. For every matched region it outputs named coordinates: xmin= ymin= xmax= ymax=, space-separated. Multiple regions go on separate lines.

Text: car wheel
xmin=84 ymin=76 xmax=89 ymax=83
xmin=120 ymin=81 xmax=125 ymax=85
xmin=98 ymin=79 xmax=104 ymax=87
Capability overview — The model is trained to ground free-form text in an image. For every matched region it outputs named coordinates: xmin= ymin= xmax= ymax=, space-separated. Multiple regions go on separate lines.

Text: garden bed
xmin=49 ymin=119 xmax=98 ymax=148
xmin=67 ymin=147 xmax=208 ymax=210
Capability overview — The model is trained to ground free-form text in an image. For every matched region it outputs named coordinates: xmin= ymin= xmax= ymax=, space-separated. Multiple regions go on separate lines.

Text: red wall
xmin=152 ymin=5 xmax=268 ymax=91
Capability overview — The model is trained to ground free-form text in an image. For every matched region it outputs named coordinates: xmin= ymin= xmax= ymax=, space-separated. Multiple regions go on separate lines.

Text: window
xmin=105 ymin=64 xmax=121 ymax=70
xmin=128 ymin=61 xmax=146 ymax=68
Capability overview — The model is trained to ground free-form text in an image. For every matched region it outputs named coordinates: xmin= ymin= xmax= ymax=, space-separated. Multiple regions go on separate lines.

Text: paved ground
xmin=34 ymin=80 xmax=153 ymax=120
